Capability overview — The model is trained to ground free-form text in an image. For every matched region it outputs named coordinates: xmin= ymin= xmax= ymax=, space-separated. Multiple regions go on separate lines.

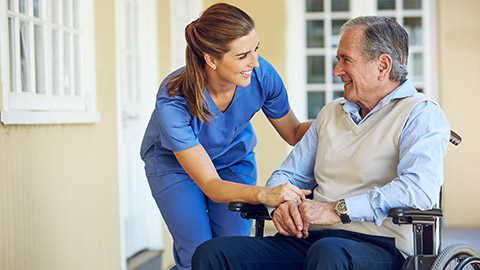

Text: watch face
xmin=336 ymin=200 xmax=351 ymax=224
xmin=336 ymin=201 xmax=347 ymax=214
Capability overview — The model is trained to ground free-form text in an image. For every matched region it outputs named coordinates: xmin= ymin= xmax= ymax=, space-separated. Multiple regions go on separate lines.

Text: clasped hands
xmin=272 ymin=199 xmax=341 ymax=239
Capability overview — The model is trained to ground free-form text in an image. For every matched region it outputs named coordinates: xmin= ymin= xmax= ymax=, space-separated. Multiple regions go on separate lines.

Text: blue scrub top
xmin=140 ymin=56 xmax=290 ymax=176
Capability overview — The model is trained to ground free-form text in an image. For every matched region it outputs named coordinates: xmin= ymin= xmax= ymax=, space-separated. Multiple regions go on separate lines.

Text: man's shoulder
xmin=315 ymin=97 xmax=347 ymax=125
xmin=326 ymin=97 xmax=346 ymax=108
xmin=394 ymin=92 xmax=432 ymax=109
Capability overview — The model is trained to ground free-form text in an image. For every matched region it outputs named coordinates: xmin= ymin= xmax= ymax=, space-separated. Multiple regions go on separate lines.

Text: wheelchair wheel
xmin=431 ymin=243 xmax=480 ymax=270
xmin=455 ymin=256 xmax=480 ymax=270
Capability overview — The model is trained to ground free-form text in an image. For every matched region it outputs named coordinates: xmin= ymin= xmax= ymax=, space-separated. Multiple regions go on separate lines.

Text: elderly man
xmin=192 ymin=16 xmax=450 ymax=270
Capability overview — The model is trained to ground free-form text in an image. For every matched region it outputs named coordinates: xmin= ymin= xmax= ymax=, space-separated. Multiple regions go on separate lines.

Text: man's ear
xmin=378 ymin=54 xmax=392 ymax=80
xmin=204 ymin=54 xmax=217 ymax=70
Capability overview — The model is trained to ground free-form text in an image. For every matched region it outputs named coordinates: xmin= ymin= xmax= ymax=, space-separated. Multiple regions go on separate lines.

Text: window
xmin=0 ymin=0 xmax=99 ymax=124
xmin=305 ymin=0 xmax=349 ymax=119
xmin=285 ymin=0 xmax=438 ymax=120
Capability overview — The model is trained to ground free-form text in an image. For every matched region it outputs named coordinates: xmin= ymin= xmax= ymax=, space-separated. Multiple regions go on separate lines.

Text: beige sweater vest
xmin=310 ymin=93 xmax=428 ymax=256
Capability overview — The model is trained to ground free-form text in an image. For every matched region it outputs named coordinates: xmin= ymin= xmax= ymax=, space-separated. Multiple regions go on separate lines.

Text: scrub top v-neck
xmin=204 ymin=84 xmax=237 ymax=114
xmin=140 ymin=56 xmax=291 ymax=176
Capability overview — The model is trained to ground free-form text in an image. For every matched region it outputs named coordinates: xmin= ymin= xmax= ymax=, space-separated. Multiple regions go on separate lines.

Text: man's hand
xmin=272 ymin=200 xmax=305 ymax=238
xmin=298 ymin=200 xmax=341 ymax=238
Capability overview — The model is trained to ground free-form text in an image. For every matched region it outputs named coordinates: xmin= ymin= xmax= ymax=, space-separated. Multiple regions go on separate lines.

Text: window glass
xmin=63 ymin=0 xmax=70 ymax=26
xmin=404 ymin=0 xmax=421 ymax=9
xmin=332 ymin=19 xmax=348 ymax=47
xmin=35 ymin=24 xmax=46 ymax=94
xmin=306 ymin=0 xmax=324 ymax=12
xmin=52 ymin=29 xmax=60 ymax=95
xmin=409 ymin=52 xmax=423 ymax=82
xmin=307 ymin=55 xmax=325 ymax=84
xmin=308 ymin=91 xmax=325 ymax=119
xmin=64 ymin=33 xmax=71 ymax=95
xmin=20 ymin=0 xmax=27 ymax=14
xmin=74 ymin=0 xmax=81 ymax=28
xmin=8 ymin=17 xmax=16 ymax=93
xmin=34 ymin=0 xmax=40 ymax=17
xmin=307 ymin=20 xmax=324 ymax=48
xmin=20 ymin=21 xmax=30 ymax=92
xmin=52 ymin=0 xmax=60 ymax=24
xmin=74 ymin=35 xmax=82 ymax=96
xmin=404 ymin=17 xmax=422 ymax=46
xmin=332 ymin=0 xmax=349 ymax=12
xmin=377 ymin=0 xmax=395 ymax=10
xmin=333 ymin=90 xmax=344 ymax=99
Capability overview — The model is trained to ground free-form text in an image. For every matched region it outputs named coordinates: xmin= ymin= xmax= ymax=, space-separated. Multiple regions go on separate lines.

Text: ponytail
xmin=167 ymin=29 xmax=214 ymax=123
xmin=166 ymin=3 xmax=255 ymax=124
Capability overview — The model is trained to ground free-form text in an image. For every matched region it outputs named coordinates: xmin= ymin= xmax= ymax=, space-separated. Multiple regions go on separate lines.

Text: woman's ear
xmin=378 ymin=54 xmax=392 ymax=80
xmin=204 ymin=54 xmax=217 ymax=70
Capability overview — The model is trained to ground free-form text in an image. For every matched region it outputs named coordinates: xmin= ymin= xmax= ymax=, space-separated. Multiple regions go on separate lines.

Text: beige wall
xmin=0 ymin=1 xmax=122 ymax=269
xmin=438 ymin=0 xmax=480 ymax=226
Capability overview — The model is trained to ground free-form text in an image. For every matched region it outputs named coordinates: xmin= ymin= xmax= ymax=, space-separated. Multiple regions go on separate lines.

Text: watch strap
xmin=336 ymin=199 xmax=351 ymax=224
xmin=339 ymin=213 xmax=351 ymax=224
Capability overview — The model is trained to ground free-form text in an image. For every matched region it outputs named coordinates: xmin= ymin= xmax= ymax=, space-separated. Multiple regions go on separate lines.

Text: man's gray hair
xmin=341 ymin=16 xmax=409 ymax=82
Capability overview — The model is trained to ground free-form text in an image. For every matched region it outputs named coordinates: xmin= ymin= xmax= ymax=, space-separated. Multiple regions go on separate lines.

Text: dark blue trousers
xmin=192 ymin=229 xmax=405 ymax=270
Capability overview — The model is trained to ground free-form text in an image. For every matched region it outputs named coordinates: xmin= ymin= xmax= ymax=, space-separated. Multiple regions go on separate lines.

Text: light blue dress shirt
xmin=266 ymin=80 xmax=450 ymax=225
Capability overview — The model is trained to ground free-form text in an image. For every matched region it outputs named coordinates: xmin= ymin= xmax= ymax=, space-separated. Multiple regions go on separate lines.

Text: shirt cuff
xmin=265 ymin=205 xmax=276 ymax=218
xmin=345 ymin=194 xmax=375 ymax=223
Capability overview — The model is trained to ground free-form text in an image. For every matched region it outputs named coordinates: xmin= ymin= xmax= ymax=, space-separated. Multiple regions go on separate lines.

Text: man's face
xmin=333 ymin=27 xmax=381 ymax=107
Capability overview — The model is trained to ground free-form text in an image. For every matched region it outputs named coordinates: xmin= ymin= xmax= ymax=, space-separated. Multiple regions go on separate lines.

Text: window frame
xmin=285 ymin=0 xmax=438 ymax=121
xmin=0 ymin=0 xmax=99 ymax=125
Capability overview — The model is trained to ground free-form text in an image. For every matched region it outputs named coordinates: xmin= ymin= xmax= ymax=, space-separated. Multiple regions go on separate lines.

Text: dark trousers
xmin=192 ymin=229 xmax=405 ymax=270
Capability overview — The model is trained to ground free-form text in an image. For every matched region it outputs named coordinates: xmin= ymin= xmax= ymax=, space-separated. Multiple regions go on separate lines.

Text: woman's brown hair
xmin=166 ymin=3 xmax=255 ymax=123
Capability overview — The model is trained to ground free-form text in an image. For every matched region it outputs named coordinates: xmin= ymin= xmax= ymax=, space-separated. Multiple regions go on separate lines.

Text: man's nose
xmin=333 ymin=61 xmax=343 ymax=77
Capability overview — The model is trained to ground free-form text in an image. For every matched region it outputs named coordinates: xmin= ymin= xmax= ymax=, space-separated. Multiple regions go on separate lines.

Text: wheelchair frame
xmin=227 ymin=130 xmax=480 ymax=269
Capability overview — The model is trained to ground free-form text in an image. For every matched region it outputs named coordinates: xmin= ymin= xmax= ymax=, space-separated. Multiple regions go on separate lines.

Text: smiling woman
xmin=205 ymin=30 xmax=260 ymax=91
xmin=139 ymin=3 xmax=312 ymax=269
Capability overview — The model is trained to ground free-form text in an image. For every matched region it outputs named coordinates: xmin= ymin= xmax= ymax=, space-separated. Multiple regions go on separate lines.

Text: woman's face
xmin=211 ymin=29 xmax=260 ymax=88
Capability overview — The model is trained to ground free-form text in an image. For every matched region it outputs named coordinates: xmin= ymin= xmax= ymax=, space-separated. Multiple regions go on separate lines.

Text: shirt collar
xmin=340 ymin=79 xmax=417 ymax=124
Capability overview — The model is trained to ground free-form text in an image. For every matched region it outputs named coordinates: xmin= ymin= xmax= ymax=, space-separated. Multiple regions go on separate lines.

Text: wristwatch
xmin=335 ymin=199 xmax=351 ymax=224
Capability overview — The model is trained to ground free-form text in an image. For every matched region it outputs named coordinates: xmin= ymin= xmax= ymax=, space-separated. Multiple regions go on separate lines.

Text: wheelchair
xmin=228 ymin=130 xmax=480 ymax=270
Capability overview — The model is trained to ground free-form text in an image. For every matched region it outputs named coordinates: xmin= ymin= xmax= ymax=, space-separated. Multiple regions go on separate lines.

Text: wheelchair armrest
xmin=388 ymin=207 xmax=443 ymax=225
xmin=227 ymin=202 xmax=272 ymax=220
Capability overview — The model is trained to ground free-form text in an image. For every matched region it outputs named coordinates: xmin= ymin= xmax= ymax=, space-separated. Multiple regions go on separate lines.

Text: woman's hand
xmin=262 ymin=183 xmax=311 ymax=207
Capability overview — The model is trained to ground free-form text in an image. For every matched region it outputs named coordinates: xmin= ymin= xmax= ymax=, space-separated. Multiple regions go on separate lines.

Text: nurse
xmin=140 ymin=3 xmax=311 ymax=270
